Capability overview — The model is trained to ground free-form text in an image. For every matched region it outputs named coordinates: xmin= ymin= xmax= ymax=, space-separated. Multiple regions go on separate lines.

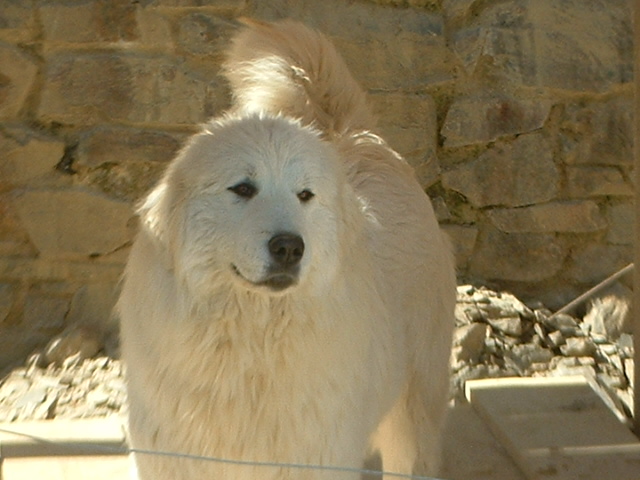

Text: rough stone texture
xmin=39 ymin=52 xmax=227 ymax=126
xmin=442 ymin=134 xmax=559 ymax=208
xmin=0 ymin=0 xmax=635 ymax=367
xmin=40 ymin=0 xmax=139 ymax=44
xmin=486 ymin=201 xmax=607 ymax=233
xmin=176 ymin=13 xmax=237 ymax=57
xmin=0 ymin=134 xmax=66 ymax=187
xmin=370 ymin=92 xmax=439 ymax=187
xmin=566 ymin=166 xmax=634 ymax=198
xmin=76 ymin=127 xmax=184 ymax=168
xmin=66 ymin=282 xmax=120 ymax=332
xmin=567 ymin=245 xmax=633 ymax=284
xmin=0 ymin=44 xmax=38 ymax=120
xmin=23 ymin=290 xmax=70 ymax=338
xmin=12 ymin=190 xmax=133 ymax=258
xmin=470 ymin=227 xmax=567 ymax=282
xmin=441 ymin=94 xmax=551 ymax=147
xmin=0 ymin=1 xmax=36 ymax=43
xmin=0 ymin=283 xmax=13 ymax=324
xmin=451 ymin=0 xmax=632 ymax=92
xmin=606 ymin=203 xmax=634 ymax=245
xmin=441 ymin=224 xmax=478 ymax=269
xmin=560 ymin=97 xmax=633 ymax=166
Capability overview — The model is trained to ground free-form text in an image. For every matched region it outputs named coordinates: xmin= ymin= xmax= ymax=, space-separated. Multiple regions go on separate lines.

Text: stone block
xmin=370 ymin=92 xmax=439 ymax=187
xmin=77 ymin=127 xmax=183 ymax=168
xmin=334 ymin=35 xmax=453 ymax=90
xmin=442 ymin=133 xmax=559 ymax=208
xmin=442 ymin=0 xmax=476 ymax=25
xmin=0 ymin=0 xmax=36 ymax=42
xmin=157 ymin=0 xmax=246 ymax=8
xmin=79 ymin=161 xmax=167 ymax=203
xmin=75 ymin=127 xmax=183 ymax=201
xmin=0 ymin=283 xmax=14 ymax=324
xmin=441 ymin=224 xmax=478 ymax=268
xmin=0 ymin=44 xmax=38 ymax=120
xmin=38 ymin=53 xmax=133 ymax=125
xmin=40 ymin=0 xmax=138 ymax=44
xmin=66 ymin=282 xmax=119 ymax=331
xmin=567 ymin=244 xmax=632 ymax=284
xmin=560 ymin=97 xmax=633 ymax=165
xmin=0 ymin=195 xmax=35 ymax=258
xmin=606 ymin=202 xmax=634 ymax=245
xmin=441 ymin=94 xmax=551 ymax=147
xmin=486 ymin=201 xmax=607 ymax=233
xmin=469 ymin=226 xmax=567 ymax=282
xmin=451 ymin=0 xmax=632 ymax=92
xmin=23 ymin=290 xmax=70 ymax=334
xmin=39 ymin=52 xmax=226 ymax=126
xmin=12 ymin=190 xmax=134 ymax=258
xmin=135 ymin=7 xmax=173 ymax=50
xmin=0 ymin=134 xmax=65 ymax=186
xmin=176 ymin=13 xmax=237 ymax=57
xmin=566 ymin=166 xmax=633 ymax=198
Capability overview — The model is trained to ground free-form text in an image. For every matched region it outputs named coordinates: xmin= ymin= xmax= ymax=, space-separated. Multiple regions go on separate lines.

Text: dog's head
xmin=139 ymin=114 xmax=355 ymax=297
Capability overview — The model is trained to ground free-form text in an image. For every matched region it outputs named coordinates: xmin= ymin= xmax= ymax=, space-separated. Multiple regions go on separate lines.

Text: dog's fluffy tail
xmin=224 ymin=18 xmax=375 ymax=135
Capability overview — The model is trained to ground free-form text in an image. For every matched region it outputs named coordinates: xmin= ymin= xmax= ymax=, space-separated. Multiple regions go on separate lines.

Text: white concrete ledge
xmin=466 ymin=376 xmax=640 ymax=480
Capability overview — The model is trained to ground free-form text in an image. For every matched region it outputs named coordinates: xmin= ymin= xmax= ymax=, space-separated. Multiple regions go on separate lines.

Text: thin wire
xmin=0 ymin=426 xmax=445 ymax=480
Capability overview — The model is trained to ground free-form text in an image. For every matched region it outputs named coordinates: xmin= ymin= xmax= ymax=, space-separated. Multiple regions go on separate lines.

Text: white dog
xmin=118 ymin=19 xmax=455 ymax=480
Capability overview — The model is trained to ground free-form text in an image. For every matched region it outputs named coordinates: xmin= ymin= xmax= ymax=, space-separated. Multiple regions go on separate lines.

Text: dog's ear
xmin=137 ymin=178 xmax=183 ymax=271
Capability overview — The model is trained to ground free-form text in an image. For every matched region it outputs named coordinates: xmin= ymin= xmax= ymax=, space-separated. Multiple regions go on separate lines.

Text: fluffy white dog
xmin=118 ymin=19 xmax=455 ymax=480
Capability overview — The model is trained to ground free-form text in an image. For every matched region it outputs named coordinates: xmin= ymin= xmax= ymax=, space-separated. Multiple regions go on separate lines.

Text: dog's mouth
xmin=231 ymin=264 xmax=298 ymax=292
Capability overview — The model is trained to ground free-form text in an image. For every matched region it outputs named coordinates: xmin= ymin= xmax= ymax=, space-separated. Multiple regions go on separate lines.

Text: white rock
xmin=560 ymin=337 xmax=597 ymax=357
xmin=452 ymin=323 xmax=488 ymax=364
xmin=487 ymin=316 xmax=522 ymax=337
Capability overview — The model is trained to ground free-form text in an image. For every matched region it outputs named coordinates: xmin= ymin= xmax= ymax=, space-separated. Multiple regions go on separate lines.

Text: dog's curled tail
xmin=224 ymin=18 xmax=375 ymax=135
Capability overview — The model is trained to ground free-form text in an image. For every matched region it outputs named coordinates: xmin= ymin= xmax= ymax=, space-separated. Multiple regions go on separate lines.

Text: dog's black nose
xmin=268 ymin=233 xmax=304 ymax=267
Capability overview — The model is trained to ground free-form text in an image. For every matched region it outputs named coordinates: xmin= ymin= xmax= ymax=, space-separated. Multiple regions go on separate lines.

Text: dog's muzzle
xmin=232 ymin=233 xmax=305 ymax=292
xmin=261 ymin=233 xmax=304 ymax=291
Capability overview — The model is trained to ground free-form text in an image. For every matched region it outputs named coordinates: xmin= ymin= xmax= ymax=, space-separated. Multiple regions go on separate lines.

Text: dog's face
xmin=143 ymin=114 xmax=349 ymax=297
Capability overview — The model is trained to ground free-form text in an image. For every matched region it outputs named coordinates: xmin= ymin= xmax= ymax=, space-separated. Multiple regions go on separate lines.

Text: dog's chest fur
xmin=125 ymin=284 xmax=400 ymax=466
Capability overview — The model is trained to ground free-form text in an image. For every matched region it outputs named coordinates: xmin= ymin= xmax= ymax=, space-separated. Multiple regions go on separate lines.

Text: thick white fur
xmin=118 ymin=19 xmax=455 ymax=480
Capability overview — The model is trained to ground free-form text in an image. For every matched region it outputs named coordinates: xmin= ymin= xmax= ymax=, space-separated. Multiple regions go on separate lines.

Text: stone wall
xmin=0 ymin=0 xmax=634 ymax=368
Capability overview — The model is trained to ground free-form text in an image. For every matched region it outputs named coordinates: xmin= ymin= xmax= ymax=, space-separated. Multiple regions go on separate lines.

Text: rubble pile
xmin=451 ymin=285 xmax=635 ymax=422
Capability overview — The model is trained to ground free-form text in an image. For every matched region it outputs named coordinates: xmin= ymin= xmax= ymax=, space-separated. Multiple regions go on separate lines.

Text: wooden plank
xmin=466 ymin=376 xmax=640 ymax=480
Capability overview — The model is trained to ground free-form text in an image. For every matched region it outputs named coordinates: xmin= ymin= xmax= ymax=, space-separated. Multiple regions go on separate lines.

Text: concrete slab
xmin=465 ymin=376 xmax=640 ymax=480
xmin=2 ymin=456 xmax=130 ymax=480
xmin=441 ymin=401 xmax=526 ymax=480
xmin=0 ymin=418 xmax=130 ymax=480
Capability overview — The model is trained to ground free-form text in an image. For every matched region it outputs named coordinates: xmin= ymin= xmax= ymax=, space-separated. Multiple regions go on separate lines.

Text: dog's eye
xmin=297 ymin=189 xmax=315 ymax=203
xmin=228 ymin=182 xmax=257 ymax=199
